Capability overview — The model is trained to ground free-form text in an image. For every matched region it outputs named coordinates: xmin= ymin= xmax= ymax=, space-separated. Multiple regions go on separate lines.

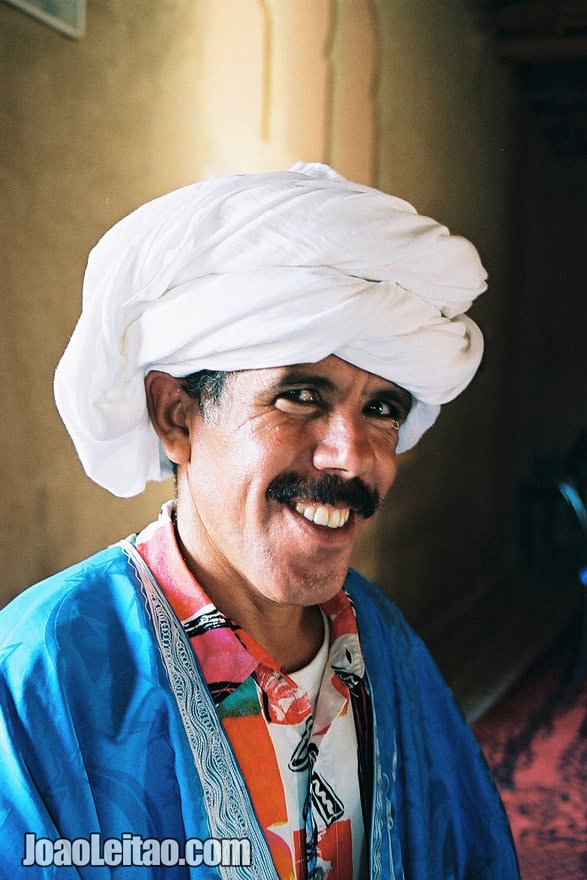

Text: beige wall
xmin=1 ymin=0 xmax=520 ymax=643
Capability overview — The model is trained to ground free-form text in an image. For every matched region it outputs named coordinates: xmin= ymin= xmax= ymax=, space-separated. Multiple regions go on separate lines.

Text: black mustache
xmin=266 ymin=472 xmax=381 ymax=519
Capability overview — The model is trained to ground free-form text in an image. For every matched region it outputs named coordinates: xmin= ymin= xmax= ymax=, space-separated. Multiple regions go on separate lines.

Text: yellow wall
xmin=1 ymin=1 xmax=519 ymax=638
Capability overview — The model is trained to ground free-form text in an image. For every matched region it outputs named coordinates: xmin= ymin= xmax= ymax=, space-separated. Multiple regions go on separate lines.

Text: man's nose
xmin=311 ymin=413 xmax=374 ymax=477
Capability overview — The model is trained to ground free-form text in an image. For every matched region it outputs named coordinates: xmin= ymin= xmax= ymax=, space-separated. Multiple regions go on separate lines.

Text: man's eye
xmin=274 ymin=388 xmax=319 ymax=411
xmin=365 ymin=399 xmax=403 ymax=426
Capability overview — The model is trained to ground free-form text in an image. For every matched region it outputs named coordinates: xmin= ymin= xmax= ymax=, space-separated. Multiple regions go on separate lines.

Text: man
xmin=0 ymin=164 xmax=519 ymax=878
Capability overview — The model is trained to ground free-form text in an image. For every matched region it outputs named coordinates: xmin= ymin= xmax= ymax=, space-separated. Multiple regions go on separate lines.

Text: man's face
xmin=175 ymin=355 xmax=411 ymax=613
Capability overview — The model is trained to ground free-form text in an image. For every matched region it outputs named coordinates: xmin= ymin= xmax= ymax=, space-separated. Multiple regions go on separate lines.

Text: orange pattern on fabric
xmin=222 ymin=714 xmax=288 ymax=828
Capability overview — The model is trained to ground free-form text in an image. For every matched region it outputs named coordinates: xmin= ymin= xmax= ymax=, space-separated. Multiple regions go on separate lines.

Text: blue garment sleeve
xmin=344 ymin=569 xmax=520 ymax=880
xmin=0 ymin=547 xmax=217 ymax=879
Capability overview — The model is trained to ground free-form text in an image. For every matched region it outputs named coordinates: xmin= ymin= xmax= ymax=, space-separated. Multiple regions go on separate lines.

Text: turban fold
xmin=54 ymin=162 xmax=487 ymax=497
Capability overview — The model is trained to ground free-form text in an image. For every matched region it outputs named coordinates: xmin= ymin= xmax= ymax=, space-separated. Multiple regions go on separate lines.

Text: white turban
xmin=54 ymin=162 xmax=487 ymax=497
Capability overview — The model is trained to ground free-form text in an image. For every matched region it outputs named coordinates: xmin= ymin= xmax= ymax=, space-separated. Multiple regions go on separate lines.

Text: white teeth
xmin=314 ymin=506 xmax=330 ymax=526
xmin=294 ymin=502 xmax=350 ymax=529
xmin=336 ymin=509 xmax=350 ymax=528
xmin=300 ymin=505 xmax=316 ymax=522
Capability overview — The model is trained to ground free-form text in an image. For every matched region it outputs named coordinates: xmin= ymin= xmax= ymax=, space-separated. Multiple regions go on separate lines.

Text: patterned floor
xmin=473 ymin=615 xmax=587 ymax=879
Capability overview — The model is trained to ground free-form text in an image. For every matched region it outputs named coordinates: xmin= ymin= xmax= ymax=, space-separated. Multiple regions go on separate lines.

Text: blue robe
xmin=0 ymin=543 xmax=519 ymax=879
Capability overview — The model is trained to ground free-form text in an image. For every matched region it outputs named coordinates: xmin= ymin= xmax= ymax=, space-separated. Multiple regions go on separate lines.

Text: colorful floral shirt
xmin=136 ymin=502 xmax=371 ymax=880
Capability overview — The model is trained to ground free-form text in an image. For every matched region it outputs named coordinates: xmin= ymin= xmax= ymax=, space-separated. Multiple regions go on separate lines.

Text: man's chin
xmin=270 ymin=563 xmax=349 ymax=607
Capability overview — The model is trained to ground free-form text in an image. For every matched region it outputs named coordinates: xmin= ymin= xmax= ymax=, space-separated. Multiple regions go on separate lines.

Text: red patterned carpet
xmin=473 ymin=617 xmax=587 ymax=879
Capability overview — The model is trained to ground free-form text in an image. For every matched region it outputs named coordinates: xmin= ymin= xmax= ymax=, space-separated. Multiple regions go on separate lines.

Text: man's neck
xmin=174 ymin=521 xmax=326 ymax=673
xmin=236 ymin=602 xmax=326 ymax=674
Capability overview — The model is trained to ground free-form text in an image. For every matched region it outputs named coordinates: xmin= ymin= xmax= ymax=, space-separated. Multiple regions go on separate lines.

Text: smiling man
xmin=0 ymin=164 xmax=519 ymax=879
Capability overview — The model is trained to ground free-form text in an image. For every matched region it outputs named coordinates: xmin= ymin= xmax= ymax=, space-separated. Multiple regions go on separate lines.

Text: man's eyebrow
xmin=271 ymin=370 xmax=337 ymax=391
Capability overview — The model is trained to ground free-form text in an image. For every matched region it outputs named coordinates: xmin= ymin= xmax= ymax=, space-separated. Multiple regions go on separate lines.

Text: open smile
xmin=267 ymin=472 xmax=380 ymax=522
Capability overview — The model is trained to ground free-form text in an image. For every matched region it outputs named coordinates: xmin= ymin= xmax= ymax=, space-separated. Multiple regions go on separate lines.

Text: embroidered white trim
xmin=367 ymin=679 xmax=402 ymax=880
xmin=120 ymin=539 xmax=279 ymax=880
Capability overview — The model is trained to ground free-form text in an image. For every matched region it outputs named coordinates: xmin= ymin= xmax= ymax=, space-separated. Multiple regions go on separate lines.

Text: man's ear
xmin=145 ymin=371 xmax=194 ymax=466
